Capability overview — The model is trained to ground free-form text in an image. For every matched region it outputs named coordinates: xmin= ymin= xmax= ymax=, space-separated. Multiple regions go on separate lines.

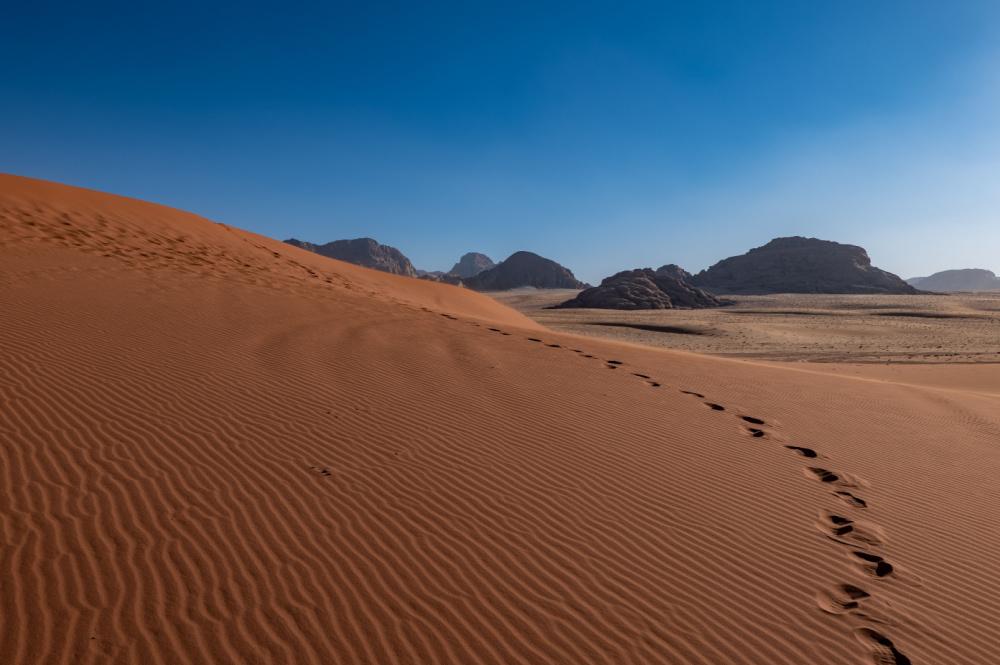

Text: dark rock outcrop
xmin=285 ymin=237 xmax=417 ymax=277
xmin=654 ymin=263 xmax=694 ymax=282
xmin=556 ymin=265 xmax=723 ymax=310
xmin=464 ymin=251 xmax=586 ymax=291
xmin=907 ymin=269 xmax=1000 ymax=292
xmin=449 ymin=252 xmax=495 ymax=279
xmin=691 ymin=237 xmax=918 ymax=294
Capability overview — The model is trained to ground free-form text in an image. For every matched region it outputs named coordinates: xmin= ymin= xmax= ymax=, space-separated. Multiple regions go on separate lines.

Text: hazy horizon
xmin=3 ymin=2 xmax=999 ymax=285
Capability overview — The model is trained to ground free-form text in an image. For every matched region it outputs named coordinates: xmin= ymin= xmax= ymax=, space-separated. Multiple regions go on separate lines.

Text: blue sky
xmin=3 ymin=1 xmax=999 ymax=283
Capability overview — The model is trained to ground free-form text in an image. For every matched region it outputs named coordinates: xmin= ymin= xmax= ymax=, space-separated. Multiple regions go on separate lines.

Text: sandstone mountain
xmin=449 ymin=252 xmax=495 ymax=279
xmin=691 ymin=237 xmax=918 ymax=294
xmin=908 ymin=269 xmax=1000 ymax=292
xmin=285 ymin=237 xmax=417 ymax=277
xmin=464 ymin=251 xmax=586 ymax=291
xmin=557 ymin=264 xmax=723 ymax=310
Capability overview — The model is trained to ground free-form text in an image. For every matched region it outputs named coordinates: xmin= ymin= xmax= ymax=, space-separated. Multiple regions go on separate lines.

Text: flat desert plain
xmin=492 ymin=289 xmax=1000 ymax=364
xmin=2 ymin=174 xmax=999 ymax=664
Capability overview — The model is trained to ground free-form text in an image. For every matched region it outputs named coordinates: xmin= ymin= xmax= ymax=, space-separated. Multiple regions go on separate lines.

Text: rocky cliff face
xmin=908 ymin=269 xmax=1000 ymax=292
xmin=464 ymin=251 xmax=586 ymax=291
xmin=449 ymin=252 xmax=495 ymax=279
xmin=691 ymin=237 xmax=918 ymax=294
xmin=556 ymin=265 xmax=723 ymax=310
xmin=285 ymin=237 xmax=417 ymax=277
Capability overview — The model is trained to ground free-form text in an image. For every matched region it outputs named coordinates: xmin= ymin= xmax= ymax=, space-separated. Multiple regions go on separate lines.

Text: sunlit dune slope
xmin=2 ymin=174 xmax=998 ymax=664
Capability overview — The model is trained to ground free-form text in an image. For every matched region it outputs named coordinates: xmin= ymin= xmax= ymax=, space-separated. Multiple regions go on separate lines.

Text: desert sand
xmin=2 ymin=174 xmax=998 ymax=664
xmin=495 ymin=288 xmax=1000 ymax=363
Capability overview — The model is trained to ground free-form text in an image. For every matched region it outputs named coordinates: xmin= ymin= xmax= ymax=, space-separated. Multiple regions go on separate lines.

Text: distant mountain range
xmin=907 ymin=269 xmax=1000 ymax=292
xmin=285 ymin=234 xmax=932 ymax=304
xmin=286 ymin=239 xmax=585 ymax=291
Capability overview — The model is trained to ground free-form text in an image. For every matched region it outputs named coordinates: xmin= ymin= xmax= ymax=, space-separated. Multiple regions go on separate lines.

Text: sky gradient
xmin=3 ymin=1 xmax=999 ymax=284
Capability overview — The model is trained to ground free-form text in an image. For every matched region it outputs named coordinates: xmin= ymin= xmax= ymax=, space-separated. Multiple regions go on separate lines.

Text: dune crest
xmin=2 ymin=174 xmax=997 ymax=664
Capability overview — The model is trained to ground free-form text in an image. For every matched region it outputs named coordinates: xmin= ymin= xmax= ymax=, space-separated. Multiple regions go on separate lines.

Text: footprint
xmin=606 ymin=363 xmax=619 ymax=369
xmin=582 ymin=354 xmax=595 ymax=358
xmin=854 ymin=628 xmax=911 ymax=665
xmin=816 ymin=512 xmax=884 ymax=547
xmin=681 ymin=390 xmax=705 ymax=398
xmin=741 ymin=416 xmax=766 ymax=425
xmin=852 ymin=551 xmax=894 ymax=578
xmin=747 ymin=428 xmax=765 ymax=438
xmin=806 ymin=467 xmax=861 ymax=487
xmin=834 ymin=491 xmax=868 ymax=508
xmin=606 ymin=360 xmax=623 ymax=365
xmin=488 ymin=327 xmax=502 ymax=332
xmin=308 ymin=465 xmax=332 ymax=477
xmin=527 ymin=338 xmax=543 ymax=342
xmin=785 ymin=445 xmax=818 ymax=458
xmin=705 ymin=403 xmax=726 ymax=411
xmin=547 ymin=343 xmax=562 ymax=348
xmin=817 ymin=512 xmax=857 ymax=538
xmin=633 ymin=373 xmax=651 ymax=379
xmin=648 ymin=381 xmax=661 ymax=387
xmin=816 ymin=583 xmax=870 ymax=615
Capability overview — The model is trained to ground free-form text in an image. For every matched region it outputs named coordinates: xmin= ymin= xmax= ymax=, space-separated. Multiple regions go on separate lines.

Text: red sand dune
xmin=1 ymin=174 xmax=998 ymax=664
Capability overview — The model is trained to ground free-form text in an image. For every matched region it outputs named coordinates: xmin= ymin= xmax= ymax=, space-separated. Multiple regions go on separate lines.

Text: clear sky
xmin=3 ymin=1 xmax=999 ymax=283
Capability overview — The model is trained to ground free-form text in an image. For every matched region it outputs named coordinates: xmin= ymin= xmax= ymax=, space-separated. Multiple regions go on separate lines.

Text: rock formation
xmin=556 ymin=265 xmax=723 ymax=309
xmin=691 ymin=237 xmax=918 ymax=294
xmin=464 ymin=251 xmax=586 ymax=291
xmin=907 ymin=269 xmax=1000 ymax=292
xmin=285 ymin=237 xmax=417 ymax=277
xmin=449 ymin=252 xmax=495 ymax=279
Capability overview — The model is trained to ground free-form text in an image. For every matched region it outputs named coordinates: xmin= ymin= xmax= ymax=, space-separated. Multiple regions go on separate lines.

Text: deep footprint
xmin=741 ymin=415 xmax=766 ymax=425
xmin=853 ymin=551 xmax=894 ymax=578
xmin=854 ymin=628 xmax=911 ymax=665
xmin=705 ymin=403 xmax=726 ymax=411
xmin=816 ymin=512 xmax=885 ymax=547
xmin=785 ymin=445 xmax=818 ymax=458
xmin=606 ymin=360 xmax=623 ymax=365
xmin=747 ymin=428 xmax=765 ymax=438
xmin=817 ymin=512 xmax=856 ymax=537
xmin=807 ymin=467 xmax=842 ymax=483
xmin=816 ymin=583 xmax=870 ymax=615
xmin=835 ymin=491 xmax=868 ymax=508
xmin=527 ymin=338 xmax=542 ymax=342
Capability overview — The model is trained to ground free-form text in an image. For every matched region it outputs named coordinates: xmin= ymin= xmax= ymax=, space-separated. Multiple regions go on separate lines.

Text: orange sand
xmin=2 ymin=174 xmax=997 ymax=664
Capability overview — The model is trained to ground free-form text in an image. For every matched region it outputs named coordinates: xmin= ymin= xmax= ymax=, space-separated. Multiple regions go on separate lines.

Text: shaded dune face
xmin=1 ymin=175 xmax=998 ymax=664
